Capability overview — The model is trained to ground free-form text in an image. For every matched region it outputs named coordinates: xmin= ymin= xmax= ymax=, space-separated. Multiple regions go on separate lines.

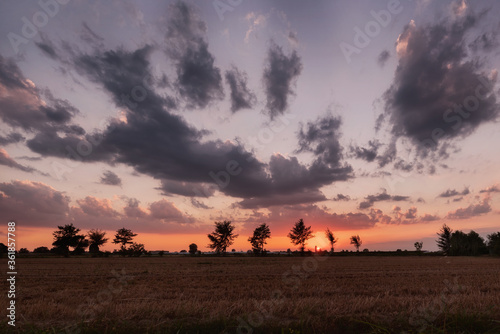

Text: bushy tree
xmin=88 ymin=229 xmax=108 ymax=254
xmin=33 ymin=246 xmax=50 ymax=253
xmin=113 ymin=228 xmax=137 ymax=255
xmin=487 ymin=232 xmax=500 ymax=256
xmin=288 ymin=219 xmax=314 ymax=254
xmin=19 ymin=248 xmax=29 ymax=254
xmin=189 ymin=243 xmax=198 ymax=255
xmin=464 ymin=230 xmax=487 ymax=256
xmin=207 ymin=221 xmax=238 ymax=255
xmin=128 ymin=242 xmax=146 ymax=257
xmin=52 ymin=224 xmax=88 ymax=256
xmin=449 ymin=230 xmax=487 ymax=256
xmin=436 ymin=224 xmax=452 ymax=255
xmin=248 ymin=223 xmax=271 ymax=255
xmin=350 ymin=235 xmax=362 ymax=252
xmin=0 ymin=243 xmax=7 ymax=257
xmin=325 ymin=228 xmax=338 ymax=253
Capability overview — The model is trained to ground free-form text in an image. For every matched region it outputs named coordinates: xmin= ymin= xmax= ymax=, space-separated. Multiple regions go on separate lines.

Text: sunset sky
xmin=1 ymin=0 xmax=499 ymax=253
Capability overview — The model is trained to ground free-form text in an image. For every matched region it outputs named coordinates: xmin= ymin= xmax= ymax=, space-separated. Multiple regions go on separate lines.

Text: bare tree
xmin=350 ymin=235 xmax=362 ymax=252
xmin=325 ymin=228 xmax=338 ymax=253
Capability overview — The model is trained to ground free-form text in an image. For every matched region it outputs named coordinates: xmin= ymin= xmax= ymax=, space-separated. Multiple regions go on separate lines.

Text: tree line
xmin=436 ymin=224 xmax=500 ymax=256
xmin=1 ymin=221 xmax=499 ymax=257
xmin=206 ymin=219 xmax=365 ymax=255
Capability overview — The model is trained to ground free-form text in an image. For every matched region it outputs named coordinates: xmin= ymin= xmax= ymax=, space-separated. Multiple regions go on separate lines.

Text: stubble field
xmin=1 ymin=256 xmax=500 ymax=333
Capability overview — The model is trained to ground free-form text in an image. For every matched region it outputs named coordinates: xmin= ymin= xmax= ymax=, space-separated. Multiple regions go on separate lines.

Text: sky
xmin=0 ymin=0 xmax=499 ymax=253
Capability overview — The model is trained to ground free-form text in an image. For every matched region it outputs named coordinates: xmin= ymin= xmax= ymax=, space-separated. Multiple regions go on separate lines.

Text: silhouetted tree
xmin=113 ymin=228 xmax=137 ymax=255
xmin=288 ymin=219 xmax=314 ymax=254
xmin=436 ymin=224 xmax=452 ymax=255
xmin=88 ymin=229 xmax=108 ymax=254
xmin=487 ymin=232 xmax=500 ymax=256
xmin=449 ymin=230 xmax=487 ymax=256
xmin=325 ymin=228 xmax=338 ymax=253
xmin=33 ymin=246 xmax=50 ymax=253
xmin=0 ymin=243 xmax=7 ymax=257
xmin=248 ymin=223 xmax=271 ymax=255
xmin=128 ymin=242 xmax=145 ymax=257
xmin=465 ymin=230 xmax=487 ymax=256
xmin=52 ymin=224 xmax=88 ymax=256
xmin=189 ymin=243 xmax=198 ymax=255
xmin=19 ymin=248 xmax=29 ymax=254
xmin=207 ymin=221 xmax=238 ymax=255
xmin=414 ymin=241 xmax=423 ymax=252
xmin=350 ymin=235 xmax=362 ymax=252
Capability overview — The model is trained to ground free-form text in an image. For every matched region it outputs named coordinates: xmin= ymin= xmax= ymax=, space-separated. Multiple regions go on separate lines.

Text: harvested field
xmin=1 ymin=255 xmax=500 ymax=333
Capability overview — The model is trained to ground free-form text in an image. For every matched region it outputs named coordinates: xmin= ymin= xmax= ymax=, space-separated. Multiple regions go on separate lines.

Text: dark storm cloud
xmin=0 ymin=55 xmax=81 ymax=134
xmin=23 ymin=42 xmax=349 ymax=208
xmin=0 ymin=132 xmax=24 ymax=145
xmin=333 ymin=194 xmax=351 ymax=201
xmin=377 ymin=50 xmax=390 ymax=67
xmin=350 ymin=140 xmax=381 ymax=163
xmin=164 ymin=1 xmax=223 ymax=109
xmin=469 ymin=31 xmax=499 ymax=53
xmin=237 ymin=188 xmax=326 ymax=209
xmin=100 ymin=170 xmax=122 ymax=186
xmin=446 ymin=197 xmax=491 ymax=219
xmin=358 ymin=189 xmax=410 ymax=209
xmin=297 ymin=114 xmax=343 ymax=166
xmin=159 ymin=180 xmax=216 ymax=198
xmin=263 ymin=42 xmax=302 ymax=119
xmin=438 ymin=187 xmax=469 ymax=198
xmin=0 ymin=56 xmax=27 ymax=90
xmin=381 ymin=12 xmax=499 ymax=159
xmin=225 ymin=66 xmax=256 ymax=113
xmin=235 ymin=151 xmax=351 ymax=209
xmin=35 ymin=34 xmax=58 ymax=60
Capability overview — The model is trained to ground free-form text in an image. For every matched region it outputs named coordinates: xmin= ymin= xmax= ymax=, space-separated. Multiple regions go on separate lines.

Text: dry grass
xmin=2 ymin=255 xmax=500 ymax=333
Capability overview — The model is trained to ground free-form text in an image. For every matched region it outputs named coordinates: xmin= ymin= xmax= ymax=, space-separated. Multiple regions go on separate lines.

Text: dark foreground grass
xmin=1 ymin=256 xmax=499 ymax=333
